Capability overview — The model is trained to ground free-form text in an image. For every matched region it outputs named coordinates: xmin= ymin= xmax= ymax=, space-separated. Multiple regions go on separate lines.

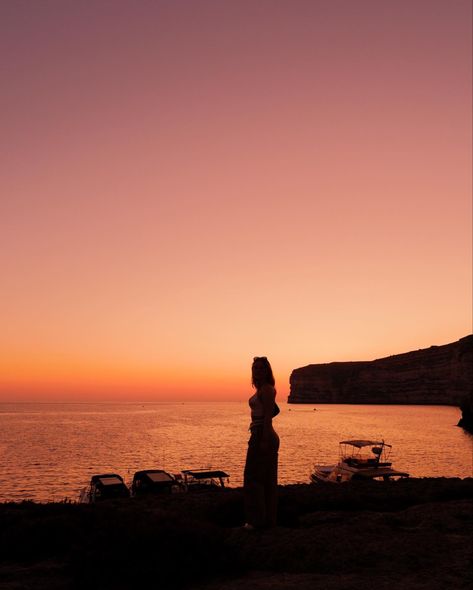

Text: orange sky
xmin=1 ymin=0 xmax=471 ymax=401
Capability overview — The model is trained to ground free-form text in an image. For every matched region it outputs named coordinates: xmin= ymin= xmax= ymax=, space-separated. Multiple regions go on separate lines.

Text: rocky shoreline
xmin=1 ymin=478 xmax=472 ymax=590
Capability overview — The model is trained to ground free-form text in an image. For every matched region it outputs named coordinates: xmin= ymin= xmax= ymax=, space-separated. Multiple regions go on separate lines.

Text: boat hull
xmin=311 ymin=462 xmax=409 ymax=483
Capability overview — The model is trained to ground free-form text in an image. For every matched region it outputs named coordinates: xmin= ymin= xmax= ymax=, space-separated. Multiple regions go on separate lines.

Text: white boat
xmin=311 ymin=439 xmax=409 ymax=483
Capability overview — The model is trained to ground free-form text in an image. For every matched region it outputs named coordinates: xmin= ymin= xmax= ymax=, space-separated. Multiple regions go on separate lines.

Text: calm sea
xmin=0 ymin=402 xmax=471 ymax=502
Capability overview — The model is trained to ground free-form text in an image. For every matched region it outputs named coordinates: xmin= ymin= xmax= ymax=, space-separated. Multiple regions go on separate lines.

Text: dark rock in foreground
xmin=288 ymin=335 xmax=473 ymax=409
xmin=0 ymin=478 xmax=472 ymax=590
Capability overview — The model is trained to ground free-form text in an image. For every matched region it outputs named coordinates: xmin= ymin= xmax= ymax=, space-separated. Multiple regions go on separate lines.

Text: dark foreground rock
xmin=1 ymin=479 xmax=472 ymax=590
xmin=288 ymin=335 xmax=473 ymax=407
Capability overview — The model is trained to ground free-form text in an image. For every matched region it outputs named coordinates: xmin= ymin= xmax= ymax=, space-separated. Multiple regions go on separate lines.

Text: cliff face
xmin=457 ymin=387 xmax=473 ymax=433
xmin=288 ymin=336 xmax=473 ymax=408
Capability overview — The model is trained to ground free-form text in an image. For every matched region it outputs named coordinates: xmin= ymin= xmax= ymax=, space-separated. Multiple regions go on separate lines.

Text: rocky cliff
xmin=457 ymin=386 xmax=473 ymax=433
xmin=288 ymin=336 xmax=473 ymax=409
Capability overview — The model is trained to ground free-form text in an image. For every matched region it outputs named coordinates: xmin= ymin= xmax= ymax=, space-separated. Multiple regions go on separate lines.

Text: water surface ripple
xmin=0 ymin=402 xmax=471 ymax=502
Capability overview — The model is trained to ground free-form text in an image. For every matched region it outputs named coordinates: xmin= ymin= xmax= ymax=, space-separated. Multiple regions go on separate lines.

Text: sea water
xmin=0 ymin=402 xmax=471 ymax=502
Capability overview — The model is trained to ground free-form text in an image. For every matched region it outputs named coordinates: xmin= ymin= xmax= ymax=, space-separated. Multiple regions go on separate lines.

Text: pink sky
xmin=1 ymin=0 xmax=471 ymax=401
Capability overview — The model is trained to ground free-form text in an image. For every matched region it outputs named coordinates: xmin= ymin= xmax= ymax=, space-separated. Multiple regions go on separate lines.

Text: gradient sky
xmin=1 ymin=0 xmax=471 ymax=401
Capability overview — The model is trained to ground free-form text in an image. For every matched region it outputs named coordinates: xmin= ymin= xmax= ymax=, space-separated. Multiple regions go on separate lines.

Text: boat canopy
xmin=133 ymin=470 xmax=175 ymax=483
xmin=97 ymin=476 xmax=124 ymax=486
xmin=182 ymin=469 xmax=229 ymax=480
xmin=339 ymin=440 xmax=392 ymax=448
xmin=91 ymin=474 xmax=125 ymax=486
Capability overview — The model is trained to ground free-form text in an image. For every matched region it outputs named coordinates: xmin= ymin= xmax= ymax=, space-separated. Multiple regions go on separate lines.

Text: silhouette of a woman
xmin=243 ymin=356 xmax=279 ymax=529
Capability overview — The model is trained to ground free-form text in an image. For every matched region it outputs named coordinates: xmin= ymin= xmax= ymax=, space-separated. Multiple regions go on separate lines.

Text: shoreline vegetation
xmin=1 ymin=478 xmax=472 ymax=589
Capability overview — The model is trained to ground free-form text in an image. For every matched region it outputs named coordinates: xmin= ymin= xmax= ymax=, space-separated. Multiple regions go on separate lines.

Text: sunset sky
xmin=1 ymin=0 xmax=471 ymax=401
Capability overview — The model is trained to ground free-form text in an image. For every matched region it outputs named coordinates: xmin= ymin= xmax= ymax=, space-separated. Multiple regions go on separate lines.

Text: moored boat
xmin=181 ymin=469 xmax=229 ymax=491
xmin=79 ymin=467 xmax=230 ymax=501
xmin=79 ymin=473 xmax=130 ymax=503
xmin=311 ymin=439 xmax=409 ymax=483
xmin=131 ymin=469 xmax=183 ymax=496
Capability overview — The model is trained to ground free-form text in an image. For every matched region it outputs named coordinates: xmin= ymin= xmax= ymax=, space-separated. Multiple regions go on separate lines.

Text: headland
xmin=288 ymin=335 xmax=473 ymax=431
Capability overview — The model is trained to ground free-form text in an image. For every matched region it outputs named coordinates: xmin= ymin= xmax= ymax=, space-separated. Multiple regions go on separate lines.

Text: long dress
xmin=243 ymin=390 xmax=279 ymax=528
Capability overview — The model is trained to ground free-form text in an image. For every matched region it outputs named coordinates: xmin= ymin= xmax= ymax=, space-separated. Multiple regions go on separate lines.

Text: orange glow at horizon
xmin=1 ymin=1 xmax=471 ymax=401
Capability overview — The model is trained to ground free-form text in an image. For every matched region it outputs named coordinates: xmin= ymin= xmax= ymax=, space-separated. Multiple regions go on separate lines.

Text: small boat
xmin=131 ymin=469 xmax=183 ymax=496
xmin=79 ymin=473 xmax=130 ymax=503
xmin=181 ymin=469 xmax=229 ymax=491
xmin=311 ymin=439 xmax=409 ymax=483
